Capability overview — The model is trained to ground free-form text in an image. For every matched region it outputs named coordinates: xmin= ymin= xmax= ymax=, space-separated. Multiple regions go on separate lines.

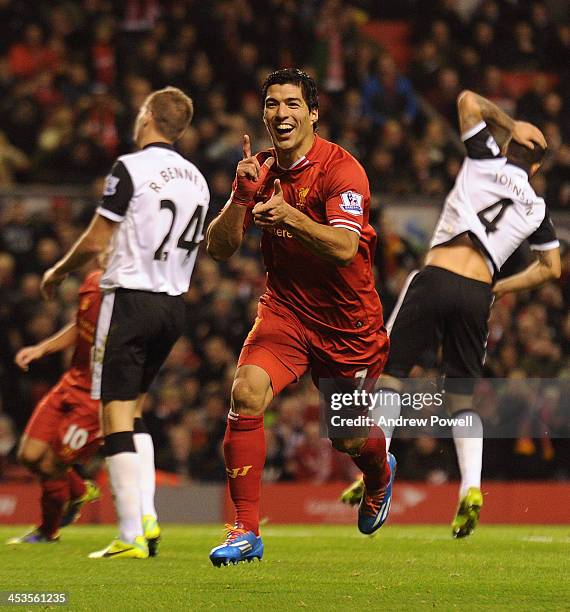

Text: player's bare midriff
xmin=424 ymin=233 xmax=493 ymax=284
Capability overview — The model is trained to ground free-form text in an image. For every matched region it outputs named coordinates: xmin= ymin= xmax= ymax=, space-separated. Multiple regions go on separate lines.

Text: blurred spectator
xmin=471 ymin=20 xmax=502 ymax=67
xmin=0 ymin=201 xmax=36 ymax=275
xmin=0 ymin=132 xmax=29 ymax=184
xmin=8 ymin=23 xmax=60 ymax=79
xmin=502 ymin=21 xmax=544 ymax=70
xmin=361 ymin=54 xmax=419 ymax=129
xmin=3 ymin=96 xmax=42 ymax=156
xmin=39 ymin=137 xmax=109 ymax=184
xmin=479 ymin=66 xmax=516 ymax=116
xmin=314 ymin=0 xmax=359 ymax=95
xmin=426 ymin=66 xmax=461 ymax=125
xmin=91 ymin=17 xmax=118 ymax=87
xmin=517 ymin=73 xmax=552 ymax=125
xmin=410 ymin=40 xmax=444 ymax=93
xmin=264 ymin=428 xmax=286 ymax=482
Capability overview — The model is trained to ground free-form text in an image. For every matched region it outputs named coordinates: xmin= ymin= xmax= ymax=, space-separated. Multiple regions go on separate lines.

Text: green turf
xmin=0 ymin=525 xmax=568 ymax=610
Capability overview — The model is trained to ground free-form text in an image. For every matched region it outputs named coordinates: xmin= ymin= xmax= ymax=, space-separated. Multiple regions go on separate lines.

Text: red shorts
xmin=238 ymin=301 xmax=389 ymax=396
xmin=24 ymin=376 xmax=102 ymax=464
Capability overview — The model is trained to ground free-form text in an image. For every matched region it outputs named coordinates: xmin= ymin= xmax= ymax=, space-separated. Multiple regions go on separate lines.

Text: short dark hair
xmin=261 ymin=68 xmax=319 ymax=113
xmin=507 ymin=140 xmax=546 ymax=169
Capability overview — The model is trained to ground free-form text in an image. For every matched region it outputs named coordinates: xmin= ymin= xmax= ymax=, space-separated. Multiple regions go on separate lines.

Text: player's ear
xmin=142 ymin=108 xmax=152 ymax=128
xmin=309 ymin=108 xmax=318 ymax=127
xmin=530 ymin=161 xmax=541 ymax=177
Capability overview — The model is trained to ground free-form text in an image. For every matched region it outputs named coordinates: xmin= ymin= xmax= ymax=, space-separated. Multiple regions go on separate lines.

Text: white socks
xmin=374 ymin=384 xmax=484 ymax=497
xmin=134 ymin=432 xmax=157 ymax=518
xmin=372 ymin=388 xmax=401 ymax=453
xmin=106 ymin=452 xmax=143 ymax=543
xmin=452 ymin=410 xmax=483 ymax=498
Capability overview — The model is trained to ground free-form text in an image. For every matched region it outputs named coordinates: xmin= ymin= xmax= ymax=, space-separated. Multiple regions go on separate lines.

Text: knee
xmin=18 ymin=442 xmax=61 ymax=478
xmin=331 ymin=437 xmax=366 ymax=456
xmin=231 ymin=378 xmax=267 ymax=416
xmin=37 ymin=452 xmax=63 ymax=478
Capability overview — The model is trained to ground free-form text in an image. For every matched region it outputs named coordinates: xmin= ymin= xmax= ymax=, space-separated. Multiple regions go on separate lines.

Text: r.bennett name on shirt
xmin=149 ymin=166 xmax=202 ymax=193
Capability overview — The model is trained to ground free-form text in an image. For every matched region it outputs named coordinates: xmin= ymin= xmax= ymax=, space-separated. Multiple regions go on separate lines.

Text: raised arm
xmin=206 ymin=199 xmax=248 ymax=261
xmin=457 ymin=90 xmax=546 ymax=150
xmin=15 ymin=322 xmax=78 ymax=371
xmin=41 ymin=213 xmax=116 ymax=298
xmin=493 ymin=247 xmax=561 ymax=299
xmin=206 ymin=134 xmax=274 ymax=261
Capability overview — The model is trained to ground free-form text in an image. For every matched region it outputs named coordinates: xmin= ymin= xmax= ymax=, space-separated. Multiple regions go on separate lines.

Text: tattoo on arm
xmin=458 ymin=91 xmax=514 ymax=136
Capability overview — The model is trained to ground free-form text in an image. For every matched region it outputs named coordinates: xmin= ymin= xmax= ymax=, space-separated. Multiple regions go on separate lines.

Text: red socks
xmin=223 ymin=411 xmax=265 ymax=535
xmin=223 ymin=411 xmax=387 ymax=531
xmin=351 ymin=434 xmax=390 ymax=491
xmin=67 ymin=468 xmax=87 ymax=500
xmin=39 ymin=478 xmax=69 ymax=538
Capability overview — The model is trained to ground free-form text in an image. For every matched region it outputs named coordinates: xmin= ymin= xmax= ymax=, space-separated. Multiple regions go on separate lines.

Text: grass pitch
xmin=1 ymin=525 xmax=568 ymax=610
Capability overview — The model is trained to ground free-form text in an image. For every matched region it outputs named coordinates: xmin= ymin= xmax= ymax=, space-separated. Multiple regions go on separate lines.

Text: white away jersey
xmin=97 ymin=143 xmax=210 ymax=296
xmin=430 ymin=121 xmax=559 ymax=273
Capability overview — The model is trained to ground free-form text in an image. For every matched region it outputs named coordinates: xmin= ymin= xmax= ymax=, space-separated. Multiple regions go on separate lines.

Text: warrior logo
xmin=226 ymin=465 xmax=253 ymax=478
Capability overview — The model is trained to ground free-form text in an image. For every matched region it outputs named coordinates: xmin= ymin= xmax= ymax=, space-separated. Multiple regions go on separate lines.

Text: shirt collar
xmin=143 ymin=142 xmax=175 ymax=151
xmin=505 ymin=161 xmax=529 ymax=180
xmin=275 ymin=135 xmax=322 ymax=172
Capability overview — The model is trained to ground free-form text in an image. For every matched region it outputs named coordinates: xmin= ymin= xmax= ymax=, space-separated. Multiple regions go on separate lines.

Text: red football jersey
xmin=248 ymin=135 xmax=384 ymax=335
xmin=64 ymin=269 xmax=103 ymax=391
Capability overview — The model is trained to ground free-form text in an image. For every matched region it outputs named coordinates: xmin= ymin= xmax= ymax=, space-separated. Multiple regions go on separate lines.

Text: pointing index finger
xmin=243 ymin=134 xmax=252 ymax=159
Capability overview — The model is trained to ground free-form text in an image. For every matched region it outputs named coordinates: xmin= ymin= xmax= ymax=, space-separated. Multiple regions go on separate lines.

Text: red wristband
xmin=230 ymin=194 xmax=255 ymax=208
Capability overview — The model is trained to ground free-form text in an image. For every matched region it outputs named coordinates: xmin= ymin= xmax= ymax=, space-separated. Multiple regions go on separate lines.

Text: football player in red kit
xmin=206 ymin=69 xmax=396 ymax=565
xmin=7 ymin=267 xmax=103 ymax=544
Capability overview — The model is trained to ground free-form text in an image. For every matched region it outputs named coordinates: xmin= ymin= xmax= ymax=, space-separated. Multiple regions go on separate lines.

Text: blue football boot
xmin=358 ymin=452 xmax=397 ymax=535
xmin=209 ymin=524 xmax=264 ymax=567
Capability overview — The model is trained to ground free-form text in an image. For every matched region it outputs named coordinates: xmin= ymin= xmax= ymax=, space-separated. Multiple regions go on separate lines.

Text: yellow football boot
xmin=88 ymin=536 xmax=149 ymax=559
xmin=143 ymin=514 xmax=161 ymax=557
xmin=340 ymin=477 xmax=364 ymax=506
xmin=452 ymin=487 xmax=483 ymax=539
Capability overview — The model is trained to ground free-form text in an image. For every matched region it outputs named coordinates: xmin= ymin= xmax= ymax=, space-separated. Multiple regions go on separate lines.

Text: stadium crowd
xmin=0 ymin=0 xmax=568 ymax=484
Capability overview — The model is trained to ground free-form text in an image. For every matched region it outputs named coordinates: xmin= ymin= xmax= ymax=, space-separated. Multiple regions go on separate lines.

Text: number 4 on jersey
xmin=177 ymin=205 xmax=206 ymax=259
xmin=154 ymin=199 xmax=206 ymax=261
xmin=477 ymin=198 xmax=514 ymax=234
